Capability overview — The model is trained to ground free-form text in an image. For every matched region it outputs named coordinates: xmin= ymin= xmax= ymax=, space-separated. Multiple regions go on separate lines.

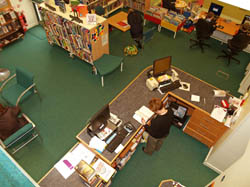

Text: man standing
xmin=142 ymin=98 xmax=174 ymax=155
xmin=127 ymin=8 xmax=143 ymax=49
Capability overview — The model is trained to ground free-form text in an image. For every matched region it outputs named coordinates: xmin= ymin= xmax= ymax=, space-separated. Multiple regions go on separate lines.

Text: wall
xmin=206 ymin=140 xmax=250 ymax=187
xmin=204 ymin=90 xmax=250 ymax=172
xmin=202 ymin=0 xmax=250 ymax=23
xmin=10 ymin=0 xmax=38 ymax=29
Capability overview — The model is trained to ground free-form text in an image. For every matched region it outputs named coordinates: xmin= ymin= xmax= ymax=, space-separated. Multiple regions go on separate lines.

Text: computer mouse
xmin=183 ymin=83 xmax=188 ymax=89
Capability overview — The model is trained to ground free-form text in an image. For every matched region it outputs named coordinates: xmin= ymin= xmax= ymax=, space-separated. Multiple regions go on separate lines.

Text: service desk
xmin=39 ymin=66 xmax=229 ymax=186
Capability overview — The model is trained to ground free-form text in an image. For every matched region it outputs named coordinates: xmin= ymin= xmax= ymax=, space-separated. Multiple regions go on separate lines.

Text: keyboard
xmin=106 ymin=128 xmax=129 ymax=153
xmin=159 ymin=80 xmax=181 ymax=93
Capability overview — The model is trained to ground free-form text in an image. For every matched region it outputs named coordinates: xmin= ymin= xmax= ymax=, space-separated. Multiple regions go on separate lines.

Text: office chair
xmin=94 ymin=6 xmax=105 ymax=17
xmin=0 ymin=113 xmax=39 ymax=154
xmin=189 ymin=19 xmax=213 ymax=53
xmin=93 ymin=54 xmax=123 ymax=87
xmin=0 ymin=67 xmax=40 ymax=106
xmin=217 ymin=33 xmax=250 ymax=66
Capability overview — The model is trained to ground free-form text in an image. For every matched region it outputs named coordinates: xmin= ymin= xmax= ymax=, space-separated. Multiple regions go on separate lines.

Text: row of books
xmin=0 ymin=11 xmax=17 ymax=25
xmin=105 ymin=0 xmax=122 ymax=12
xmin=145 ymin=6 xmax=168 ymax=20
xmin=125 ymin=0 xmax=145 ymax=12
xmin=0 ymin=21 xmax=20 ymax=38
xmin=0 ymin=32 xmax=23 ymax=47
xmin=163 ymin=11 xmax=185 ymax=26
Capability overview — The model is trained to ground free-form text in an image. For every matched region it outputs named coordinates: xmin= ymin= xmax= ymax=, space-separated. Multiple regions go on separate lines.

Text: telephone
xmin=146 ymin=77 xmax=159 ymax=91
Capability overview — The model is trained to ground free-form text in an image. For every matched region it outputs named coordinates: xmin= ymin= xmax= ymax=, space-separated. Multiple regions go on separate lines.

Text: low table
xmin=108 ymin=11 xmax=130 ymax=32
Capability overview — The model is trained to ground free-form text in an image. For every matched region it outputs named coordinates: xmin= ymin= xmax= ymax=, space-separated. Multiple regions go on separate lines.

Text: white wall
xmin=10 ymin=0 xmax=38 ymax=29
xmin=206 ymin=140 xmax=250 ymax=187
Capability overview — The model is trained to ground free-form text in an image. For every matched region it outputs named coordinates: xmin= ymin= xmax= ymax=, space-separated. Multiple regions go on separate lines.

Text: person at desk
xmin=141 ymin=98 xmax=174 ymax=155
xmin=162 ymin=0 xmax=179 ymax=13
xmin=229 ymin=23 xmax=250 ymax=50
xmin=195 ymin=12 xmax=217 ymax=36
xmin=127 ymin=8 xmax=143 ymax=49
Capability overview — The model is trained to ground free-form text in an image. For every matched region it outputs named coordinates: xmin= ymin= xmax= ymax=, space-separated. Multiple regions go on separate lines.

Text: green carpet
xmin=26 ymin=25 xmax=47 ymax=40
xmin=0 ymin=18 xmax=249 ymax=187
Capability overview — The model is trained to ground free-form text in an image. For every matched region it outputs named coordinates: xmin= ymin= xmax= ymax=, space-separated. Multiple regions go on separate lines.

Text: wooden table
xmin=108 ymin=11 xmax=130 ymax=32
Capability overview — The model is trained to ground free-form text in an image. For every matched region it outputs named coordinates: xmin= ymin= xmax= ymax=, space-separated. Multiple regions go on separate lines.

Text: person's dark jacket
xmin=229 ymin=32 xmax=250 ymax=50
xmin=195 ymin=18 xmax=216 ymax=39
xmin=127 ymin=11 xmax=143 ymax=39
xmin=145 ymin=109 xmax=174 ymax=139
xmin=0 ymin=106 xmax=27 ymax=141
xmin=162 ymin=0 xmax=178 ymax=12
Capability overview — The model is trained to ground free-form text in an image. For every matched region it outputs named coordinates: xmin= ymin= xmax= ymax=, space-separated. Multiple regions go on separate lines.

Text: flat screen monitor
xmin=242 ymin=15 xmax=250 ymax=25
xmin=89 ymin=104 xmax=110 ymax=133
xmin=153 ymin=56 xmax=171 ymax=77
xmin=208 ymin=3 xmax=223 ymax=16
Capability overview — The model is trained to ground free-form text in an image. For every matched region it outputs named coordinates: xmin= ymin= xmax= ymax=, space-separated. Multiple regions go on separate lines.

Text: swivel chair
xmin=189 ymin=19 xmax=213 ymax=53
xmin=217 ymin=33 xmax=250 ymax=66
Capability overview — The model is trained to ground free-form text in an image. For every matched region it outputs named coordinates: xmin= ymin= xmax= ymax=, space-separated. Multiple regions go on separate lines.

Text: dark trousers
xmin=144 ymin=134 xmax=167 ymax=155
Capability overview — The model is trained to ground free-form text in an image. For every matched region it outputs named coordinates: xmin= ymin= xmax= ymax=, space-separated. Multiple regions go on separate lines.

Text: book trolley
xmin=39 ymin=2 xmax=109 ymax=64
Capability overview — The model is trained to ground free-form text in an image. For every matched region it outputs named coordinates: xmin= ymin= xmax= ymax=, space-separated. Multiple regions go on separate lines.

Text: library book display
xmin=39 ymin=2 xmax=109 ymax=64
xmin=39 ymin=66 xmax=229 ymax=187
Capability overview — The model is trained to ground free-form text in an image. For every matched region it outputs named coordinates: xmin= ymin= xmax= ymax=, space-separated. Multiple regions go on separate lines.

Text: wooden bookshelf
xmin=0 ymin=10 xmax=24 ymax=51
xmin=124 ymin=0 xmax=150 ymax=12
xmin=39 ymin=2 xmax=109 ymax=64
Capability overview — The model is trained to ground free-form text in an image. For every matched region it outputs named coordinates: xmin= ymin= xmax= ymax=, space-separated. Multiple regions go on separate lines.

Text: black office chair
xmin=189 ymin=19 xmax=214 ymax=53
xmin=217 ymin=33 xmax=250 ymax=66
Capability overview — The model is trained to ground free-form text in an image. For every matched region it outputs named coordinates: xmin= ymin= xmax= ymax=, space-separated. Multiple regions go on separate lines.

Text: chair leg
xmin=101 ymin=76 xmax=104 ymax=87
xmin=120 ymin=62 xmax=123 ymax=72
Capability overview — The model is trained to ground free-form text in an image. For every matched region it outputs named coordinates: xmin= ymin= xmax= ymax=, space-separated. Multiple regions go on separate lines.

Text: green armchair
xmin=0 ymin=113 xmax=39 ymax=154
xmin=93 ymin=54 xmax=123 ymax=87
xmin=0 ymin=67 xmax=39 ymax=106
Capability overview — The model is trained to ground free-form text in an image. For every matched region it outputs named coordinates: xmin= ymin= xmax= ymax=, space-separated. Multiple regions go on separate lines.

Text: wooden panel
xmin=184 ymin=126 xmax=214 ymax=147
xmin=187 ymin=121 xmax=217 ymax=141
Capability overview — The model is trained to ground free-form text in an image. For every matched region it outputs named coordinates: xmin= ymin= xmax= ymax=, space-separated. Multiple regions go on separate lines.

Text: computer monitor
xmin=169 ymin=102 xmax=188 ymax=123
xmin=89 ymin=104 xmax=110 ymax=133
xmin=153 ymin=56 xmax=172 ymax=77
xmin=242 ymin=15 xmax=250 ymax=25
xmin=208 ymin=3 xmax=223 ymax=16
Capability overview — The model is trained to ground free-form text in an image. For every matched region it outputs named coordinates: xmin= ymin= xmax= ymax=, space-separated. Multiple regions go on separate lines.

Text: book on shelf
xmin=9 ymin=11 xmax=16 ymax=19
xmin=0 ymin=15 xmax=6 ymax=24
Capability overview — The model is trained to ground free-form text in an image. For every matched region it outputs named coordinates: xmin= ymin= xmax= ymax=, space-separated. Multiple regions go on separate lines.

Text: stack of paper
xmin=133 ymin=106 xmax=154 ymax=124
xmin=93 ymin=159 xmax=116 ymax=182
xmin=89 ymin=136 xmax=107 ymax=153
xmin=210 ymin=105 xmax=227 ymax=122
xmin=71 ymin=143 xmax=95 ymax=164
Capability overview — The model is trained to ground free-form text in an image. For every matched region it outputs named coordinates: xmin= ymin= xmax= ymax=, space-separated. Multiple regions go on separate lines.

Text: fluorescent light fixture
xmin=218 ymin=0 xmax=250 ymax=11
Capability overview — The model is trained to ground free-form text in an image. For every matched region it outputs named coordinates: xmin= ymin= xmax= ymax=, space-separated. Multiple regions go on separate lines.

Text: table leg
xmin=158 ymin=25 xmax=161 ymax=32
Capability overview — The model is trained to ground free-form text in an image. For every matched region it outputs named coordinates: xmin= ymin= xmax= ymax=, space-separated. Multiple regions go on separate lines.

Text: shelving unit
xmin=124 ymin=0 xmax=150 ymax=13
xmin=39 ymin=2 xmax=109 ymax=64
xmin=87 ymin=0 xmax=123 ymax=17
xmin=0 ymin=10 xmax=24 ymax=51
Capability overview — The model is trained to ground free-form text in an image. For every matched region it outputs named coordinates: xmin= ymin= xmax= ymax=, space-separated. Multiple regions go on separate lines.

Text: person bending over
xmin=127 ymin=8 xmax=143 ymax=49
xmin=142 ymin=98 xmax=174 ymax=155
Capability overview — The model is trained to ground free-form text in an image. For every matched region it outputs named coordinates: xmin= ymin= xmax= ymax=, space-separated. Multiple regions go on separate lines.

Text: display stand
xmin=39 ymin=2 xmax=109 ymax=64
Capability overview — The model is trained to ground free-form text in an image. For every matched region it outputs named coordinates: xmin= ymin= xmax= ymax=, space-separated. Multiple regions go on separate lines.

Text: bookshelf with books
xmin=0 ymin=10 xmax=24 ymax=51
xmin=124 ymin=0 xmax=150 ymax=12
xmin=39 ymin=2 xmax=109 ymax=64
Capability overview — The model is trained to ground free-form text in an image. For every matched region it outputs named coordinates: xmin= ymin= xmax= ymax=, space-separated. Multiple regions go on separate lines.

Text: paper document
xmin=133 ymin=106 xmax=154 ymax=124
xmin=191 ymin=94 xmax=200 ymax=102
xmin=89 ymin=136 xmax=107 ymax=153
xmin=71 ymin=143 xmax=95 ymax=164
xmin=93 ymin=159 xmax=116 ymax=182
xmin=210 ymin=105 xmax=227 ymax=122
xmin=55 ymin=152 xmax=80 ymax=179
xmin=114 ymin=144 xmax=124 ymax=153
